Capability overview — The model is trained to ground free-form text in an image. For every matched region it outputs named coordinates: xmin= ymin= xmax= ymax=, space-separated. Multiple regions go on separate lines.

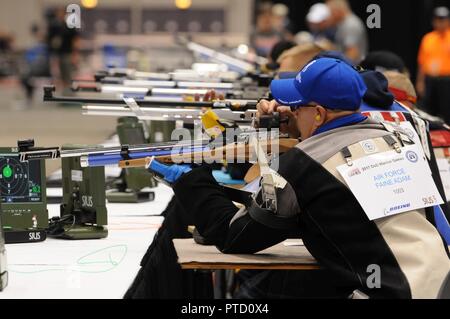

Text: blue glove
xmin=147 ymin=158 xmax=192 ymax=184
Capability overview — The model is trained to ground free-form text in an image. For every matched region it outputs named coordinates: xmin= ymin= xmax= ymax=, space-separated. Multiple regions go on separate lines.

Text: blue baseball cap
xmin=270 ymin=58 xmax=367 ymax=110
xmin=314 ymin=51 xmax=355 ymax=67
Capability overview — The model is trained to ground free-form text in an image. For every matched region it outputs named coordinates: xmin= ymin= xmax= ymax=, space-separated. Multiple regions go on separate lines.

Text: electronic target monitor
xmin=0 ymin=148 xmax=48 ymax=243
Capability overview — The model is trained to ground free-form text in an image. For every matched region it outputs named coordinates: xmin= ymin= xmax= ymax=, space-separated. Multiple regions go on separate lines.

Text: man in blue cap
xmin=265 ymin=58 xmax=368 ymax=141
xmin=148 ymin=58 xmax=450 ymax=298
xmin=269 ymin=54 xmax=450 ymax=248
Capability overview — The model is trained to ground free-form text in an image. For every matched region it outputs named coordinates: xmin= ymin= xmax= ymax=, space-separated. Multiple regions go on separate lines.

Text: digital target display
xmin=0 ymin=153 xmax=42 ymax=203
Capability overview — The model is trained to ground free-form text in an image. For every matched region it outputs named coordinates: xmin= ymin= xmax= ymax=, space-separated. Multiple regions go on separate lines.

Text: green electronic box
xmin=106 ymin=117 xmax=158 ymax=203
xmin=0 ymin=147 xmax=48 ymax=244
xmin=48 ymin=145 xmax=108 ymax=240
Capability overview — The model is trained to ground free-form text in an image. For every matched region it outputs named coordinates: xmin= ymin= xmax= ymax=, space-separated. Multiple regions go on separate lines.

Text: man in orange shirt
xmin=417 ymin=6 xmax=450 ymax=124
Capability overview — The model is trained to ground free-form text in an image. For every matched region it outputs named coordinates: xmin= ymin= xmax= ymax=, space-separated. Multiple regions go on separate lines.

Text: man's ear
xmin=314 ymin=105 xmax=327 ymax=125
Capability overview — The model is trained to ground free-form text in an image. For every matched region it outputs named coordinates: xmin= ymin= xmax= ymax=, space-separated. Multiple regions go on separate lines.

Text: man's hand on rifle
xmin=145 ymin=157 xmax=192 ymax=185
xmin=256 ymin=99 xmax=300 ymax=138
xmin=196 ymin=89 xmax=225 ymax=102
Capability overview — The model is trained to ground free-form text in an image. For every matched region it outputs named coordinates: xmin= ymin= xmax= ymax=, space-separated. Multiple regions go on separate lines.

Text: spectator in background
xmin=326 ymin=0 xmax=368 ymax=63
xmin=416 ymin=7 xmax=450 ymax=124
xmin=276 ymin=42 xmax=326 ymax=73
xmin=265 ymin=40 xmax=296 ymax=71
xmin=361 ymin=50 xmax=409 ymax=76
xmin=360 ymin=50 xmax=419 ymax=110
xmin=250 ymin=3 xmax=284 ymax=57
xmin=360 ymin=48 xmax=447 ymax=125
xmin=306 ymin=3 xmax=336 ymax=43
xmin=294 ymin=31 xmax=314 ymax=45
xmin=0 ymin=31 xmax=15 ymax=77
xmin=0 ymin=31 xmax=13 ymax=52
xmin=20 ymin=24 xmax=50 ymax=104
xmin=46 ymin=7 xmax=80 ymax=91
xmin=271 ymin=3 xmax=294 ymax=41
xmin=383 ymin=71 xmax=418 ymax=109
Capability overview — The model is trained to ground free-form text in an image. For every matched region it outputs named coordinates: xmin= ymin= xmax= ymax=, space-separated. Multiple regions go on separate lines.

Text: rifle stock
xmin=118 ymin=138 xmax=298 ymax=168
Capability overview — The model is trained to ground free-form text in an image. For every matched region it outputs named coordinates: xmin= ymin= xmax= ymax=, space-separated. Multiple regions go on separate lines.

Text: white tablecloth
xmin=0 ymin=184 xmax=173 ymax=299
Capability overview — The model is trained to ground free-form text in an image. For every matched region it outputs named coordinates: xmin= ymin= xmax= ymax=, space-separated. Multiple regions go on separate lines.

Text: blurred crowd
xmin=0 ymin=7 xmax=80 ymax=105
xmin=251 ymin=0 xmax=367 ymax=64
xmin=251 ymin=0 xmax=450 ymax=124
xmin=0 ymin=1 xmax=448 ymax=123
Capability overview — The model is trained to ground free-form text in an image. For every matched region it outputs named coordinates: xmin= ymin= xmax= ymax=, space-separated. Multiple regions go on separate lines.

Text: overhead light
xmin=175 ymin=0 xmax=192 ymax=10
xmin=81 ymin=0 xmax=98 ymax=9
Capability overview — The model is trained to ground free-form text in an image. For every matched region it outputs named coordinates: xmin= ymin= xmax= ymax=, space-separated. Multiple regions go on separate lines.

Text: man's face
xmin=294 ymin=106 xmax=319 ymax=140
xmin=272 ymin=15 xmax=285 ymax=31
xmin=257 ymin=13 xmax=273 ymax=32
xmin=308 ymin=22 xmax=320 ymax=33
xmin=318 ymin=20 xmax=330 ymax=31
xmin=327 ymin=5 xmax=343 ymax=24
xmin=433 ymin=17 xmax=450 ymax=32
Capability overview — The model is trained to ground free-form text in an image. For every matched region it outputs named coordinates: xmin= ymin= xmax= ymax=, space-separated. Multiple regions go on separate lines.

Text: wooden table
xmin=173 ymin=238 xmax=319 ymax=270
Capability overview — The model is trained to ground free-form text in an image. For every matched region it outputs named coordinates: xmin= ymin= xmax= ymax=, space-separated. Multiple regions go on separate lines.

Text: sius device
xmin=106 ymin=117 xmax=158 ymax=203
xmin=48 ymin=145 xmax=108 ymax=240
xmin=0 ymin=147 xmax=48 ymax=244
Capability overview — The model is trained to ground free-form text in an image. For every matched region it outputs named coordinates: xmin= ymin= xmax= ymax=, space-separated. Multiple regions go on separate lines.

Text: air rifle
xmin=71 ymin=82 xmax=246 ymax=100
xmin=94 ymin=67 xmax=272 ymax=90
xmin=71 ymin=81 xmax=267 ymax=102
xmin=72 ymin=83 xmax=224 ymax=98
xmin=44 ymin=85 xmax=256 ymax=109
xmin=18 ymin=136 xmax=298 ymax=170
xmin=44 ymin=85 xmax=260 ymax=123
xmin=177 ymin=36 xmax=256 ymax=75
xmin=115 ymin=137 xmax=298 ymax=169
xmin=74 ymin=79 xmax=235 ymax=90
xmin=177 ymin=37 xmax=273 ymax=87
xmin=93 ymin=67 xmax=239 ymax=83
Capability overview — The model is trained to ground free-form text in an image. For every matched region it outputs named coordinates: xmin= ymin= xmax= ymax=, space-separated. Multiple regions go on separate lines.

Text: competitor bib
xmin=337 ymin=144 xmax=444 ymax=220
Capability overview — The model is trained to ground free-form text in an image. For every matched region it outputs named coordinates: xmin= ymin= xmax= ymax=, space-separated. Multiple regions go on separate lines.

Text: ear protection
xmin=315 ymin=114 xmax=321 ymax=121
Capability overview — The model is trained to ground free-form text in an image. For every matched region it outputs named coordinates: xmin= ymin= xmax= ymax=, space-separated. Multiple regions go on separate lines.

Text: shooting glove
xmin=146 ymin=157 xmax=192 ymax=185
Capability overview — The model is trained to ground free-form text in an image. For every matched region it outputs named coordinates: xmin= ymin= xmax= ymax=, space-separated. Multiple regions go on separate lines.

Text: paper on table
xmin=1 ymin=216 xmax=162 ymax=299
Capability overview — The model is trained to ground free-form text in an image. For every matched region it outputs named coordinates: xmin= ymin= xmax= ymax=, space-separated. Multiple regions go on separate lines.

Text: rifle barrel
xmin=82 ymin=105 xmax=258 ymax=122
xmin=44 ymin=85 xmax=257 ymax=109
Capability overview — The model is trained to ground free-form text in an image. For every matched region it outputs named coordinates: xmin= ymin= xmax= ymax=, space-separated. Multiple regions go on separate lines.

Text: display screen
xmin=0 ymin=153 xmax=42 ymax=203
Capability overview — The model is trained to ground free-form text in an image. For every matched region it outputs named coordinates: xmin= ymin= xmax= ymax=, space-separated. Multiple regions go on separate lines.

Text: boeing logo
xmin=388 ymin=203 xmax=411 ymax=213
